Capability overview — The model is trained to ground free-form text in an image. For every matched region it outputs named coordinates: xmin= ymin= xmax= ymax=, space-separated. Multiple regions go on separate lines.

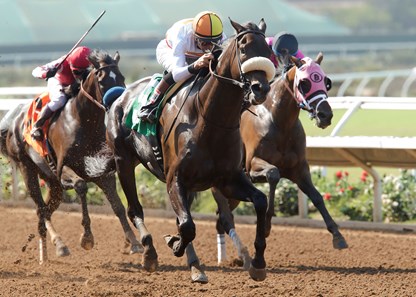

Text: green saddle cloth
xmin=125 ymin=74 xmax=163 ymax=137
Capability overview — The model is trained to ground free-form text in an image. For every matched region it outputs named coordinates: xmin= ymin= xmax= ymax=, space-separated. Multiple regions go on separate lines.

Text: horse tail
xmin=84 ymin=142 xmax=115 ymax=177
xmin=0 ymin=104 xmax=24 ymax=156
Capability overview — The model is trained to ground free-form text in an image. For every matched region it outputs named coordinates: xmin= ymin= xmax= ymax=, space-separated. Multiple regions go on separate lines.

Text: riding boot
xmin=30 ymin=106 xmax=54 ymax=141
xmin=138 ymin=79 xmax=171 ymax=123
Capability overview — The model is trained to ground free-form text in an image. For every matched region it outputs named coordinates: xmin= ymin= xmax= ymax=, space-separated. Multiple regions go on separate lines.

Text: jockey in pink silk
xmin=265 ymin=32 xmax=304 ymax=69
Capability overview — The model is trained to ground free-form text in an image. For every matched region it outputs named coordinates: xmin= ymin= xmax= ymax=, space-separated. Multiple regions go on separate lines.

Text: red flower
xmin=335 ymin=171 xmax=343 ymax=179
xmin=344 ymin=171 xmax=349 ymax=176
xmin=323 ymin=193 xmax=331 ymax=200
xmin=362 ymin=170 xmax=368 ymax=177
xmin=360 ymin=175 xmax=367 ymax=182
xmin=339 ymin=188 xmax=345 ymax=193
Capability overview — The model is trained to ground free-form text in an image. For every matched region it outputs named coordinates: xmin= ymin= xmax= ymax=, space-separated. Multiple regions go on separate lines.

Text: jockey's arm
xmin=32 ymin=57 xmax=64 ymax=79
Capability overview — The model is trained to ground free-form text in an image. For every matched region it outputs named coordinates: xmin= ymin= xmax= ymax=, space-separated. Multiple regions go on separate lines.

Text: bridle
xmin=208 ymin=29 xmax=266 ymax=100
xmin=79 ymin=64 xmax=120 ymax=111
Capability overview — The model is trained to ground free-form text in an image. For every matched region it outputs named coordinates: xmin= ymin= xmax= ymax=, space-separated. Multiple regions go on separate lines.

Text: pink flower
xmin=323 ymin=193 xmax=331 ymax=200
xmin=339 ymin=188 xmax=345 ymax=193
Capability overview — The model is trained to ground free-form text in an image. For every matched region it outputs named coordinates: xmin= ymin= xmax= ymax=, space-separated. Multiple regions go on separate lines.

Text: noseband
xmin=209 ymin=30 xmax=266 ymax=99
xmin=79 ymin=64 xmax=119 ymax=111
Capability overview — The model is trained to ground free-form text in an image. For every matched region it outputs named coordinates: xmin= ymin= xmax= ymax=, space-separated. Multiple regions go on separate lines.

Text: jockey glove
xmin=46 ymin=67 xmax=58 ymax=79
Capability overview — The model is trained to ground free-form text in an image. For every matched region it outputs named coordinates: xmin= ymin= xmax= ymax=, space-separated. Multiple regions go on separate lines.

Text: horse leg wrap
xmin=229 ymin=228 xmax=245 ymax=259
xmin=217 ymin=234 xmax=227 ymax=264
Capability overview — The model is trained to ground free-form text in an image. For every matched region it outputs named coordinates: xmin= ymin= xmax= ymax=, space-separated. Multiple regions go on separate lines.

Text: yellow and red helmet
xmin=192 ymin=11 xmax=223 ymax=43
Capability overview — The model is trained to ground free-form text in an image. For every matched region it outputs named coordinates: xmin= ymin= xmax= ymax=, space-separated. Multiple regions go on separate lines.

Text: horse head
xmin=288 ymin=52 xmax=333 ymax=128
xmin=215 ymin=18 xmax=275 ymax=106
xmin=82 ymin=50 xmax=126 ymax=109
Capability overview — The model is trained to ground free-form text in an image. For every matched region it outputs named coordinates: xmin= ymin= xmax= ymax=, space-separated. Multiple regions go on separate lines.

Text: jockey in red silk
xmin=30 ymin=46 xmax=92 ymax=140
xmin=138 ymin=11 xmax=227 ymax=123
xmin=265 ymin=32 xmax=305 ymax=69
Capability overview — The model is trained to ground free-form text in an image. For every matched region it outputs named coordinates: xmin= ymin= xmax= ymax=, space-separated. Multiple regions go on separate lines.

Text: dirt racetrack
xmin=0 ymin=203 xmax=415 ymax=297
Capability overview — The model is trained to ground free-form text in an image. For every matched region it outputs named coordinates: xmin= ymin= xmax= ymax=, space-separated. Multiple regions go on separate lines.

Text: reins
xmin=79 ymin=64 xmax=118 ymax=111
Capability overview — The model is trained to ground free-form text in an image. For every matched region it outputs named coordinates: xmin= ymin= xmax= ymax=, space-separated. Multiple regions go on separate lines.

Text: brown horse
xmin=0 ymin=50 xmax=141 ymax=264
xmin=99 ymin=19 xmax=275 ymax=282
xmin=212 ymin=53 xmax=348 ymax=268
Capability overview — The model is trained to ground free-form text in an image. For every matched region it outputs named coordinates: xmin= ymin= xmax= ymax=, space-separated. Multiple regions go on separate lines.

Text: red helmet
xmin=67 ymin=46 xmax=91 ymax=71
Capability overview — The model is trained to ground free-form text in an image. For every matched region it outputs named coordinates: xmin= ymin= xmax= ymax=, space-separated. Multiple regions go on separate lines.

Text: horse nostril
xmin=251 ymin=83 xmax=260 ymax=94
xmin=251 ymin=83 xmax=270 ymax=96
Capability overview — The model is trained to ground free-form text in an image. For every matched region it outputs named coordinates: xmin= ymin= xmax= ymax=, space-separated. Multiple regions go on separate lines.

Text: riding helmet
xmin=272 ymin=32 xmax=299 ymax=56
xmin=68 ymin=46 xmax=91 ymax=70
xmin=192 ymin=11 xmax=223 ymax=43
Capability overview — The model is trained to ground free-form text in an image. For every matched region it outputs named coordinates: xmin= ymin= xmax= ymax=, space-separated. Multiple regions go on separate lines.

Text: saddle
xmin=23 ymin=92 xmax=51 ymax=156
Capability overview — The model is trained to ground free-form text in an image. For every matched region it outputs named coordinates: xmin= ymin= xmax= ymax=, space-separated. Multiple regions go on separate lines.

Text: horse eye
xmin=298 ymin=79 xmax=311 ymax=95
xmin=240 ymin=47 xmax=246 ymax=55
xmin=325 ymin=77 xmax=332 ymax=91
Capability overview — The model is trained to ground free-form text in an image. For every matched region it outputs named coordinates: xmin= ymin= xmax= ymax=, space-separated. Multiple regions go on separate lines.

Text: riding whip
xmin=55 ymin=10 xmax=106 ymax=69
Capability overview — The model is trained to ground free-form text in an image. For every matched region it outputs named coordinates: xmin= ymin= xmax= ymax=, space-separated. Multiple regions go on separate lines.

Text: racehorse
xmin=212 ymin=53 xmax=348 ymax=268
xmin=0 ymin=50 xmax=141 ymax=264
xmin=100 ymin=19 xmax=276 ymax=282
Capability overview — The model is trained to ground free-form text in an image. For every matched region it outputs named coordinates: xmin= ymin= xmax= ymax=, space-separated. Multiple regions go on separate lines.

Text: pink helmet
xmin=67 ymin=46 xmax=91 ymax=70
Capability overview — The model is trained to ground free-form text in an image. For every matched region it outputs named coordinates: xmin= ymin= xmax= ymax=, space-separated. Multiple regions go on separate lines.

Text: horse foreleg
xmin=219 ymin=173 xmax=268 ymax=281
xmin=116 ymin=155 xmax=158 ymax=272
xmin=61 ymin=167 xmax=94 ymax=250
xmin=212 ymin=187 xmax=251 ymax=270
xmin=294 ymin=164 xmax=348 ymax=250
xmin=165 ymin=180 xmax=195 ymax=258
xmin=185 ymin=243 xmax=208 ymax=283
xmin=249 ymin=157 xmax=280 ymax=238
xmin=94 ymin=175 xmax=143 ymax=255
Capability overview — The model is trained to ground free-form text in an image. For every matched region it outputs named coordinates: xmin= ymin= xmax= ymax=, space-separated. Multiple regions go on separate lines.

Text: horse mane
xmin=89 ymin=49 xmax=114 ymax=66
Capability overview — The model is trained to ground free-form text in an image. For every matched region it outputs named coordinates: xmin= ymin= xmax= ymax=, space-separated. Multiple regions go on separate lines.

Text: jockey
xmin=138 ymin=11 xmax=227 ymax=123
xmin=266 ymin=32 xmax=305 ymax=70
xmin=30 ymin=46 xmax=92 ymax=140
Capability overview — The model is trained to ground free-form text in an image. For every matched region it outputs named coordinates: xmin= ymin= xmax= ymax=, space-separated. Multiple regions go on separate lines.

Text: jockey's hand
xmin=45 ymin=67 xmax=58 ymax=79
xmin=194 ymin=53 xmax=214 ymax=70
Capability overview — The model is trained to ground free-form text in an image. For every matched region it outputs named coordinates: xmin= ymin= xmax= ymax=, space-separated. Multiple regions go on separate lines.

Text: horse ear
xmin=315 ymin=52 xmax=324 ymax=65
xmin=290 ymin=55 xmax=303 ymax=68
xmin=258 ymin=18 xmax=266 ymax=34
xmin=114 ymin=51 xmax=121 ymax=65
xmin=229 ymin=17 xmax=244 ymax=34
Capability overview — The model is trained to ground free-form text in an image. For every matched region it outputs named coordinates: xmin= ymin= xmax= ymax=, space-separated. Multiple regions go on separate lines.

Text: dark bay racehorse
xmin=0 ymin=50 xmax=141 ymax=264
xmin=101 ymin=19 xmax=276 ymax=282
xmin=212 ymin=53 xmax=348 ymax=268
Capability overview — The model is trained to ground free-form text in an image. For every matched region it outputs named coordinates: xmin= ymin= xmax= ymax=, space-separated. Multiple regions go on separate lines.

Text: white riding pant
xmin=46 ymin=77 xmax=67 ymax=112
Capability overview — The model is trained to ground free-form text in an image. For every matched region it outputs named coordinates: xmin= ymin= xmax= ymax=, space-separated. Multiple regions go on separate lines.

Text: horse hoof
xmin=142 ymin=257 xmax=158 ymax=272
xmin=130 ymin=244 xmax=144 ymax=254
xmin=164 ymin=234 xmax=185 ymax=257
xmin=240 ymin=247 xmax=252 ymax=271
xmin=190 ymin=261 xmax=208 ymax=283
xmin=249 ymin=264 xmax=266 ymax=281
xmin=142 ymin=245 xmax=158 ymax=272
xmin=80 ymin=233 xmax=94 ymax=250
xmin=56 ymin=245 xmax=70 ymax=257
xmin=333 ymin=235 xmax=348 ymax=250
xmin=191 ymin=265 xmax=208 ymax=284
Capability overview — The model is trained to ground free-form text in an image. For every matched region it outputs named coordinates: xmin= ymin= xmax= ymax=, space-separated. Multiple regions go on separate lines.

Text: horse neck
xmin=72 ymin=74 xmax=105 ymax=125
xmin=266 ymin=76 xmax=300 ymax=129
xmin=198 ymin=76 xmax=243 ymax=130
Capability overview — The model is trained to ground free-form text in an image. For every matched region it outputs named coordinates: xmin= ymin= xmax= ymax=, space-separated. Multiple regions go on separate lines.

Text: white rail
xmin=1 ymin=87 xmax=415 ymax=223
